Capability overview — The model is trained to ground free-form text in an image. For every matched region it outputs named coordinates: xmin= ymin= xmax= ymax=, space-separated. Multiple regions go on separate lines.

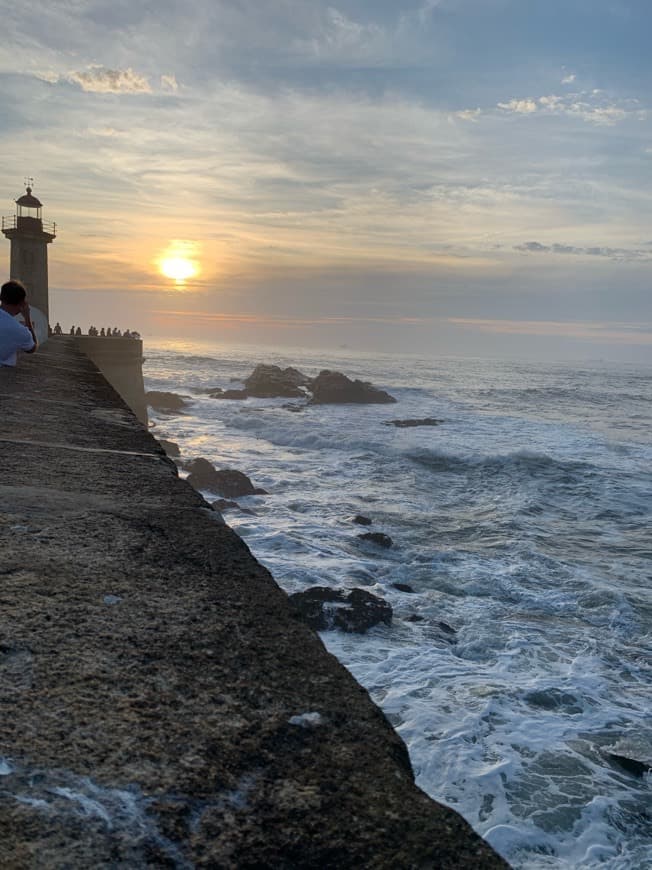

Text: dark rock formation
xmin=358 ymin=532 xmax=394 ymax=549
xmin=353 ymin=514 xmax=372 ymax=526
xmin=158 ymin=438 xmax=180 ymax=457
xmin=186 ymin=458 xmax=268 ymax=497
xmin=290 ymin=587 xmax=392 ymax=633
xmin=384 ymin=417 xmax=443 ymax=427
xmin=392 ymin=582 xmax=416 ymax=593
xmin=244 ymin=364 xmax=311 ymax=398
xmin=146 ymin=390 xmax=189 ymax=412
xmin=310 ymin=370 xmax=396 ymax=404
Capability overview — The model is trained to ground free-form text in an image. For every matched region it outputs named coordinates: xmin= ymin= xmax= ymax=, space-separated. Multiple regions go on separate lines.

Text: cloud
xmin=68 ymin=66 xmax=151 ymax=94
xmin=34 ymin=70 xmax=60 ymax=84
xmin=561 ymin=73 xmax=576 ymax=84
xmin=514 ymin=241 xmax=652 ymax=261
xmin=160 ymin=74 xmax=178 ymax=92
xmin=497 ymin=98 xmax=538 ymax=114
xmin=489 ymin=89 xmax=646 ymax=126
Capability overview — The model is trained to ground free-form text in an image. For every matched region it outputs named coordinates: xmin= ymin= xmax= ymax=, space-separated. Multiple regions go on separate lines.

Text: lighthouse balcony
xmin=2 ymin=214 xmax=56 ymax=237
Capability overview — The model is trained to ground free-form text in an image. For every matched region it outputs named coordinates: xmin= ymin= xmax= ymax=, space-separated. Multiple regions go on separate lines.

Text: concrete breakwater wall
xmin=0 ymin=339 xmax=507 ymax=868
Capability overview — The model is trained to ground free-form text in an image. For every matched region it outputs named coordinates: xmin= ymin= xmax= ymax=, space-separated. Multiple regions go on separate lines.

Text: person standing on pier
xmin=0 ymin=280 xmax=38 ymax=366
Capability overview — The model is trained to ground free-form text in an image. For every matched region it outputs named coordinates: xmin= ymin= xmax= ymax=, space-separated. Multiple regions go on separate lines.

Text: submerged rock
xmin=353 ymin=514 xmax=372 ymax=526
xmin=146 ymin=391 xmax=189 ymax=412
xmin=289 ymin=587 xmax=392 ymax=634
xmin=245 ymin=364 xmax=311 ymax=398
xmin=392 ymin=583 xmax=415 ymax=593
xmin=384 ymin=418 xmax=443 ymax=428
xmin=310 ymin=371 xmax=396 ymax=405
xmin=357 ymin=532 xmax=393 ymax=549
xmin=187 ymin=458 xmax=268 ymax=497
xmin=215 ymin=389 xmax=249 ymax=400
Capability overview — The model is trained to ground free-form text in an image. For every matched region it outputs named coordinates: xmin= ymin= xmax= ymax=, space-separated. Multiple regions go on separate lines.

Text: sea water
xmin=144 ymin=340 xmax=652 ymax=869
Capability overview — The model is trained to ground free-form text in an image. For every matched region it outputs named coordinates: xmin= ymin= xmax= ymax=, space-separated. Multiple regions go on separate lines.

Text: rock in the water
xmin=353 ymin=515 xmax=372 ymax=526
xmin=244 ymin=364 xmax=311 ymax=398
xmin=187 ymin=458 xmax=268 ymax=497
xmin=392 ymin=582 xmax=415 ymax=593
xmin=158 ymin=439 xmax=180 ymax=457
xmin=146 ymin=391 xmax=189 ymax=412
xmin=607 ymin=753 xmax=651 ymax=777
xmin=384 ymin=418 xmax=442 ymax=428
xmin=604 ymin=737 xmax=652 ymax=777
xmin=358 ymin=532 xmax=393 ymax=549
xmin=289 ymin=587 xmax=392 ymax=633
xmin=211 ymin=498 xmax=240 ymax=512
xmin=309 ymin=371 xmax=396 ymax=404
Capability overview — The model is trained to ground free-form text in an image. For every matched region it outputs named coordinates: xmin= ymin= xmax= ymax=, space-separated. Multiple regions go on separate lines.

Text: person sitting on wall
xmin=0 ymin=280 xmax=38 ymax=367
xmin=53 ymin=321 xmax=63 ymax=335
xmin=75 ymin=326 xmax=82 ymax=336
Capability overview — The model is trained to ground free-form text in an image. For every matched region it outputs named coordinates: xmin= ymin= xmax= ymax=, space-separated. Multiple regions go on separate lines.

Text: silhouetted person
xmin=100 ymin=327 xmax=105 ymax=337
xmin=70 ymin=326 xmax=75 ymax=335
xmin=53 ymin=322 xmax=63 ymax=335
xmin=0 ymin=280 xmax=38 ymax=367
xmin=75 ymin=326 xmax=82 ymax=336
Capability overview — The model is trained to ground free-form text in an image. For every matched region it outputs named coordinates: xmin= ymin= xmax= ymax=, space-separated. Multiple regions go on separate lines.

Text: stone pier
xmin=0 ymin=339 xmax=507 ymax=868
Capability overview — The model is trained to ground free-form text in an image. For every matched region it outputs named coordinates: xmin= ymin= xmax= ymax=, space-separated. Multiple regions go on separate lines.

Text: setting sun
xmin=157 ymin=240 xmax=201 ymax=285
xmin=160 ymin=257 xmax=198 ymax=282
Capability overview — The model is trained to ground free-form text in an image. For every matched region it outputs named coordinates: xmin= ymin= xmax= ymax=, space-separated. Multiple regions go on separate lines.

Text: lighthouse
xmin=2 ymin=180 xmax=56 ymax=324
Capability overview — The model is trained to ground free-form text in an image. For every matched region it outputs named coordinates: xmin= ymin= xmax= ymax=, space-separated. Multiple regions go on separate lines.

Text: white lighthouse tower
xmin=2 ymin=179 xmax=56 ymax=325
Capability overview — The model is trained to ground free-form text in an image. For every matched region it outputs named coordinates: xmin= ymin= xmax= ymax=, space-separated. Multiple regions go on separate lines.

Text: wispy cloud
xmin=459 ymin=89 xmax=646 ymax=126
xmin=68 ymin=66 xmax=152 ymax=94
xmin=514 ymin=241 xmax=652 ymax=261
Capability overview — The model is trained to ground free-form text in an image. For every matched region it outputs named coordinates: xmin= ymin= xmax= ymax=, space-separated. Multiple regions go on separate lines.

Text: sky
xmin=1 ymin=0 xmax=651 ymax=359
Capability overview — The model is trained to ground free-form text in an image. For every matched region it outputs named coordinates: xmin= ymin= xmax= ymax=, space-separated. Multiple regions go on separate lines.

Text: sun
xmin=157 ymin=240 xmax=201 ymax=285
xmin=160 ymin=257 xmax=198 ymax=282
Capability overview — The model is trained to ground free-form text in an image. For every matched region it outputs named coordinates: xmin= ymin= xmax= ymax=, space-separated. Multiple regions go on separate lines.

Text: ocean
xmin=144 ymin=340 xmax=651 ymax=869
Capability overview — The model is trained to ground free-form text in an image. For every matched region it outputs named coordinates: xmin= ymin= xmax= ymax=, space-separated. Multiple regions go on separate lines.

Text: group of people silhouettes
xmin=51 ymin=323 xmax=140 ymax=339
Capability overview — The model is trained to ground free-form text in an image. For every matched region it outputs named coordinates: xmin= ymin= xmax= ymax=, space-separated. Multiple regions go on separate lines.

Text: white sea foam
xmin=145 ymin=343 xmax=652 ymax=869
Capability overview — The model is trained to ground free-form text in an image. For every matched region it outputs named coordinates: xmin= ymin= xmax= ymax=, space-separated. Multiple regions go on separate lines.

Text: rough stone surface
xmin=0 ymin=340 xmax=507 ymax=869
xmin=186 ymin=458 xmax=267 ymax=497
xmin=146 ymin=390 xmax=189 ymax=412
xmin=310 ymin=370 xmax=396 ymax=404
xmin=289 ymin=587 xmax=393 ymax=634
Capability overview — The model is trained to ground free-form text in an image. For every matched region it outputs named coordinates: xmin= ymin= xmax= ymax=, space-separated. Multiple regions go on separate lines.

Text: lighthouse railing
xmin=2 ymin=215 xmax=57 ymax=236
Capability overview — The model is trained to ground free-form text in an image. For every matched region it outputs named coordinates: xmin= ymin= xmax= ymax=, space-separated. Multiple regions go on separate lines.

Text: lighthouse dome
xmin=16 ymin=187 xmax=42 ymax=208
